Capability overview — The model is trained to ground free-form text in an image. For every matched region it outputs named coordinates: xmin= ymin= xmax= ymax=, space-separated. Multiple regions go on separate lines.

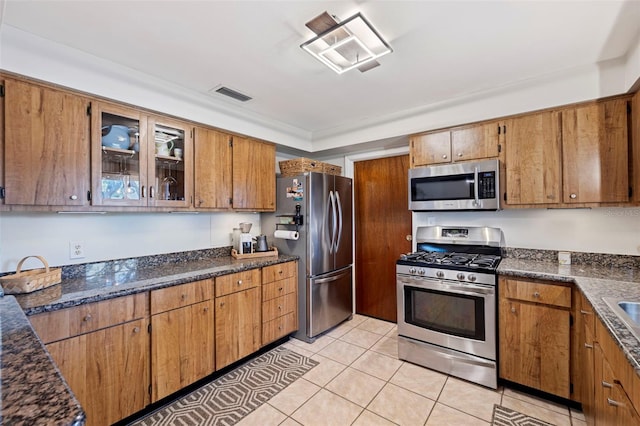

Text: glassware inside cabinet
xmin=154 ymin=124 xmax=186 ymax=201
xmin=100 ymin=112 xmax=141 ymax=201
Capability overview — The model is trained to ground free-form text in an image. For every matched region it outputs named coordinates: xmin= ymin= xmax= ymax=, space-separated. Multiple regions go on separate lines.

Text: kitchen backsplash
xmin=504 ymin=247 xmax=640 ymax=269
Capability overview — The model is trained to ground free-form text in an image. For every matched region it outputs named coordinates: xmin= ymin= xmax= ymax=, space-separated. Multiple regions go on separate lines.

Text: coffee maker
xmin=238 ymin=222 xmax=253 ymax=254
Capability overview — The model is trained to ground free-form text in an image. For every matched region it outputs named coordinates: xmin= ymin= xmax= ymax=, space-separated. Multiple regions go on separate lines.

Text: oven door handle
xmin=398 ymin=277 xmax=494 ymax=296
xmin=473 ymin=166 xmax=480 ymax=207
xmin=433 ymin=349 xmax=496 ymax=368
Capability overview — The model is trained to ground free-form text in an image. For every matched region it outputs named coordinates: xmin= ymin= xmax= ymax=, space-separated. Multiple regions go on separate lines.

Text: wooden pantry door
xmin=354 ymin=155 xmax=411 ymax=322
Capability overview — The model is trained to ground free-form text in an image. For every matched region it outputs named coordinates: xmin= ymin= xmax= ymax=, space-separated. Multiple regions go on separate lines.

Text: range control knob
xmin=457 ymin=273 xmax=466 ymax=281
xmin=409 ymin=267 xmax=417 ymax=274
xmin=418 ymin=269 xmax=426 ymax=276
xmin=467 ymin=274 xmax=477 ymax=282
xmin=436 ymin=271 xmax=445 ymax=278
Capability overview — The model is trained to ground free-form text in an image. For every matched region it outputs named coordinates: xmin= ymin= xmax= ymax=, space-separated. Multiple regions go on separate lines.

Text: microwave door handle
xmin=473 ymin=167 xmax=480 ymax=207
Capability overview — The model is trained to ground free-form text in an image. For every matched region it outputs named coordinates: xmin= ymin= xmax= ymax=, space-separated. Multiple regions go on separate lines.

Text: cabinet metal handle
xmin=442 ymin=154 xmax=448 ymax=159
xmin=278 ymin=326 xmax=282 ymax=330
xmin=133 ymin=327 xmax=140 ymax=333
xmin=150 ymin=186 xmax=155 ymax=198
xmin=457 ymin=153 xmax=463 ymax=157
xmin=580 ymin=310 xmax=592 ymax=315
xmin=584 ymin=343 xmax=593 ymax=349
xmin=279 ymin=270 xmax=283 ymax=275
xmin=181 ymin=294 xmax=187 ymax=300
xmin=70 ymin=195 xmax=78 ymax=200
xmin=533 ymin=291 xmax=540 ymax=298
xmin=511 ymin=307 xmax=516 ymax=313
xmin=141 ymin=186 xmax=146 ymax=198
xmin=607 ymin=398 xmax=623 ymax=407
xmin=602 ymin=381 xmax=613 ymax=389
xmin=204 ymin=307 xmax=209 ymax=312
xmin=220 ymin=302 xmax=225 ymax=307
xmin=83 ymin=314 xmax=92 ymax=322
xmin=278 ymin=287 xmax=283 ymax=291
xmin=278 ymin=305 xmax=282 ymax=310
xmin=570 ymin=193 xmax=577 ymax=199
xmin=237 ymin=280 xmax=243 ymax=286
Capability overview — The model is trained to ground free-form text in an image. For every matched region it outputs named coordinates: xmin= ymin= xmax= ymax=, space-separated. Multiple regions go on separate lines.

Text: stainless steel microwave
xmin=409 ymin=158 xmax=500 ymax=211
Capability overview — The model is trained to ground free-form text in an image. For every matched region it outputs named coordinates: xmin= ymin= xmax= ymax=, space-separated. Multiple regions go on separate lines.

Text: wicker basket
xmin=279 ymin=158 xmax=342 ymax=176
xmin=322 ymin=163 xmax=342 ymax=176
xmin=279 ymin=158 xmax=324 ymax=176
xmin=0 ymin=255 xmax=62 ymax=294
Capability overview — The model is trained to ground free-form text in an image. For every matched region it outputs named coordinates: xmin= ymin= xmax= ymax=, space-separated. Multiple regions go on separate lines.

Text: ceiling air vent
xmin=210 ymin=85 xmax=252 ymax=102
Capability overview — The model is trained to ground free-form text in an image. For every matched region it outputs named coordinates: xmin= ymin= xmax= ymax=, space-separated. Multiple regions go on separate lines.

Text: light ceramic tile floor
xmin=239 ymin=314 xmax=586 ymax=426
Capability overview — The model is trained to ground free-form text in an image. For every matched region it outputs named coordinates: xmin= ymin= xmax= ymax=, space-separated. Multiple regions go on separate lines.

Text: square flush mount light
xmin=301 ymin=12 xmax=392 ymax=74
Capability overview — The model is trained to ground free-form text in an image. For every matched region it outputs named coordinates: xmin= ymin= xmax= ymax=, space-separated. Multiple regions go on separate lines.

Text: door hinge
xmin=229 ymin=197 xmax=233 ymax=205
xmin=0 ymin=84 xmax=5 ymax=97
xmin=148 ymin=384 xmax=152 ymax=396
xmin=630 ymin=187 xmax=633 ymax=198
xmin=569 ymin=313 xmax=574 ymax=327
xmin=497 ymin=144 xmax=502 ymax=153
xmin=628 ymin=102 xmax=632 ymax=114
xmin=229 ymin=136 xmax=233 ymax=147
xmin=0 ymin=187 xmax=5 ymax=199
xmin=570 ymin=383 xmax=574 ymax=394
xmin=497 ymin=125 xmax=501 ymax=135
xmin=86 ymin=102 xmax=92 ymax=116
xmin=87 ymin=190 xmax=92 ymax=202
xmin=503 ymin=125 xmax=506 ymax=134
xmin=503 ymin=193 xmax=507 ymax=202
xmin=148 ymin=323 xmax=152 ymax=333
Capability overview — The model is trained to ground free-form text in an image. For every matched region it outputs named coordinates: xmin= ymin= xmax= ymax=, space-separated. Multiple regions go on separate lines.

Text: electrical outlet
xmin=69 ymin=241 xmax=85 ymax=259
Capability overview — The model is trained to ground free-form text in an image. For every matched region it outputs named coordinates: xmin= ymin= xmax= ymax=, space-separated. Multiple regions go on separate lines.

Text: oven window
xmin=404 ymin=286 xmax=485 ymax=341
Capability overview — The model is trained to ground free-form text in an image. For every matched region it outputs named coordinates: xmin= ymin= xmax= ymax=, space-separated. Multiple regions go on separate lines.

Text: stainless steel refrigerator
xmin=262 ymin=172 xmax=353 ymax=342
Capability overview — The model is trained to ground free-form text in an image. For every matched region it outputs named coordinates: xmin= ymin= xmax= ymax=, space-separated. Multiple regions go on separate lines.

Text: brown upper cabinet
xmin=91 ymin=102 xmax=193 ymax=208
xmin=194 ymin=128 xmax=275 ymax=211
xmin=194 ymin=127 xmax=233 ymax=209
xmin=3 ymin=78 xmax=91 ymax=206
xmin=561 ymin=99 xmax=629 ymax=203
xmin=232 ymin=136 xmax=276 ymax=211
xmin=410 ymin=122 xmax=500 ymax=168
xmin=503 ymin=111 xmax=562 ymax=205
xmin=503 ymin=98 xmax=630 ymax=207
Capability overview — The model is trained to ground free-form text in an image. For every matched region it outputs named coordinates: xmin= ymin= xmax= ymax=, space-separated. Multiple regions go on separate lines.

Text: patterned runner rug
xmin=492 ymin=404 xmax=555 ymax=426
xmin=131 ymin=347 xmax=318 ymax=426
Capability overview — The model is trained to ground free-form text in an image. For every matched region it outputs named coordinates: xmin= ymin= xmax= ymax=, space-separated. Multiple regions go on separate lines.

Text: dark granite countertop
xmin=14 ymin=254 xmax=298 ymax=315
xmin=0 ymin=296 xmax=85 ymax=425
xmin=1 ymin=252 xmax=297 ymax=425
xmin=498 ymin=258 xmax=640 ymax=375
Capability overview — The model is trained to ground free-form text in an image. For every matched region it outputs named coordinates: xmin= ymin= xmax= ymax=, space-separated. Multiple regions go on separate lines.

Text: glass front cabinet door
xmin=91 ymin=103 xmax=193 ymax=208
xmin=147 ymin=115 xmax=193 ymax=208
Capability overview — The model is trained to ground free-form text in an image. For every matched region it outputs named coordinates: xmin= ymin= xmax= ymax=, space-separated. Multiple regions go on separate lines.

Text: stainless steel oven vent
xmin=210 ymin=85 xmax=252 ymax=102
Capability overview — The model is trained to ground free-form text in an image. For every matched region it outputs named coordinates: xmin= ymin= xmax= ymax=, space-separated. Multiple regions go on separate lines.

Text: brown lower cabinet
xmin=498 ymin=277 xmax=571 ymax=398
xmin=214 ymin=269 xmax=262 ymax=370
xmin=30 ymin=294 xmax=150 ymax=426
xmin=150 ymin=279 xmax=214 ymax=402
xmin=28 ymin=262 xmax=299 ymax=425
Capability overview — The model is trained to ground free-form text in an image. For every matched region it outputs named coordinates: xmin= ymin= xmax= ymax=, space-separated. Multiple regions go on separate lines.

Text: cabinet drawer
xmin=150 ymin=279 xmax=213 ymax=315
xmin=262 ymin=312 xmax=297 ymax=345
xmin=262 ymin=276 xmax=297 ymax=301
xmin=262 ymin=293 xmax=297 ymax=323
xmin=262 ymin=261 xmax=296 ymax=284
xmin=502 ymin=278 xmax=571 ymax=308
xmin=30 ymin=292 xmax=149 ymax=344
xmin=216 ymin=269 xmax=260 ymax=298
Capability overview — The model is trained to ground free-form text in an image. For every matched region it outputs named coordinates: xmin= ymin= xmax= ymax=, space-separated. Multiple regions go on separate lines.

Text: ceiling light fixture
xmin=301 ymin=12 xmax=392 ymax=74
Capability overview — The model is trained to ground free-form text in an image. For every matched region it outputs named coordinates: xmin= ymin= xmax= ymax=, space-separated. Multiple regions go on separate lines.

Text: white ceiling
xmin=2 ymin=0 xmax=640 ymax=151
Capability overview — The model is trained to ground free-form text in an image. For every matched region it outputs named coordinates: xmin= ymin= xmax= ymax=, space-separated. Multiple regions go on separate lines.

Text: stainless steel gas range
xmin=396 ymin=226 xmax=503 ymax=389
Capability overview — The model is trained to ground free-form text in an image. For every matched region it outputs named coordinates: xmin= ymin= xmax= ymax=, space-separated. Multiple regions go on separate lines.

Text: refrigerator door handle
xmin=334 ymin=191 xmax=343 ymax=252
xmin=329 ymin=190 xmax=338 ymax=253
xmin=312 ymin=269 xmax=350 ymax=284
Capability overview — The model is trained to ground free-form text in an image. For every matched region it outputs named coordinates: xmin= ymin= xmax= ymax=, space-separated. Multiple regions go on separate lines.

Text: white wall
xmin=413 ymin=208 xmax=640 ymax=256
xmin=0 ymin=211 xmax=261 ymax=272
